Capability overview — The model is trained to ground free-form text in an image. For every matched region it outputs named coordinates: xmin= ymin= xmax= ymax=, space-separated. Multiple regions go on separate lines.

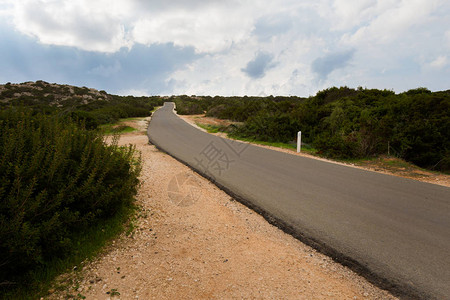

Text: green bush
xmin=0 ymin=109 xmax=141 ymax=288
xmin=173 ymin=95 xmax=206 ymax=115
xmin=231 ymin=112 xmax=299 ymax=143
xmin=172 ymin=87 xmax=449 ymax=171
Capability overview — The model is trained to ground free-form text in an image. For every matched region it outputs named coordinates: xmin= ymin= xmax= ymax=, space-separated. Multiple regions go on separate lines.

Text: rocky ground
xmin=48 ymin=117 xmax=397 ymax=300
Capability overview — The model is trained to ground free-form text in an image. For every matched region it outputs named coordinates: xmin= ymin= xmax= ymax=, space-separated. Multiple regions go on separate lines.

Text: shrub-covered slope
xmin=171 ymin=87 xmax=449 ymax=172
xmin=0 ymin=81 xmax=164 ymax=128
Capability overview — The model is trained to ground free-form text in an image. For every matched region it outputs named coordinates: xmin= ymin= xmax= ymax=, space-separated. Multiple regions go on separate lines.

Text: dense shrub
xmin=172 ymin=95 xmax=206 ymax=115
xmin=231 ymin=112 xmax=299 ymax=143
xmin=0 ymin=109 xmax=141 ymax=286
xmin=172 ymin=87 xmax=449 ymax=171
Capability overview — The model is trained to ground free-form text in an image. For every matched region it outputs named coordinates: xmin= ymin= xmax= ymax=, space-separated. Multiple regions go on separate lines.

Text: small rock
xmin=94 ymin=277 xmax=102 ymax=283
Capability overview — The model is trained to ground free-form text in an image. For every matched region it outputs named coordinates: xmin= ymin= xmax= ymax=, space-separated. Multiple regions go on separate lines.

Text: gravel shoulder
xmin=49 ymin=118 xmax=396 ymax=299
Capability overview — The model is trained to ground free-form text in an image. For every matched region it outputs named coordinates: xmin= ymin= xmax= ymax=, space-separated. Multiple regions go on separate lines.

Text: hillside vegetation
xmin=172 ymin=87 xmax=450 ymax=172
xmin=0 ymin=82 xmax=163 ymax=298
xmin=0 ymin=80 xmax=164 ymax=129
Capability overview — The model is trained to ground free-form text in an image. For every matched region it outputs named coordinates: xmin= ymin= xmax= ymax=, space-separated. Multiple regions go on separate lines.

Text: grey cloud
xmin=241 ymin=52 xmax=277 ymax=79
xmin=253 ymin=14 xmax=293 ymax=41
xmin=311 ymin=49 xmax=355 ymax=79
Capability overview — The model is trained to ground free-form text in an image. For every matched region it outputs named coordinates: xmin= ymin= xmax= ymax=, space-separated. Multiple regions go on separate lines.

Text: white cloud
xmin=11 ymin=0 xmax=131 ymax=52
xmin=343 ymin=0 xmax=441 ymax=45
xmin=5 ymin=0 xmax=265 ymax=53
xmin=0 ymin=0 xmax=14 ymax=19
xmin=131 ymin=6 xmax=254 ymax=53
xmin=331 ymin=0 xmax=378 ymax=30
xmin=166 ymin=35 xmax=317 ymax=96
xmin=428 ymin=56 xmax=448 ymax=69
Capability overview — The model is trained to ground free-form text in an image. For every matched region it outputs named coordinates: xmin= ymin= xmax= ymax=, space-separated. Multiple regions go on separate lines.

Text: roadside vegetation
xmin=0 ymin=81 xmax=163 ymax=298
xmin=0 ymin=81 xmax=448 ymax=298
xmin=172 ymin=87 xmax=450 ymax=172
xmin=195 ymin=123 xmax=223 ymax=133
xmin=100 ymin=119 xmax=140 ymax=135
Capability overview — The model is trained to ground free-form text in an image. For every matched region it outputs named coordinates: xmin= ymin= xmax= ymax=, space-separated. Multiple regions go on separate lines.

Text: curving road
xmin=148 ymin=102 xmax=450 ymax=299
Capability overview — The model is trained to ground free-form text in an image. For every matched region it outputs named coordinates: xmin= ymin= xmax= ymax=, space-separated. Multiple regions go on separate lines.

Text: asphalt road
xmin=148 ymin=102 xmax=450 ymax=299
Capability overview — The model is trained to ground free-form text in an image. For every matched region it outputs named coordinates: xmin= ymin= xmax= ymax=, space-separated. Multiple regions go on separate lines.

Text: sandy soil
xmin=48 ymin=119 xmax=397 ymax=300
xmin=180 ymin=114 xmax=450 ymax=187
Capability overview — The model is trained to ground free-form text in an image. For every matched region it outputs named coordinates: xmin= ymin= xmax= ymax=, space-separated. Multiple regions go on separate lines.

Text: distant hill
xmin=0 ymin=80 xmax=112 ymax=108
xmin=0 ymin=80 xmax=164 ymax=129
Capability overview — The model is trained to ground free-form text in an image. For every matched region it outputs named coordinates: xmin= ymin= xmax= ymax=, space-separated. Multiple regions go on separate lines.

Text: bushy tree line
xmin=1 ymin=82 xmax=165 ymax=129
xmin=173 ymin=87 xmax=449 ymax=171
xmin=0 ymin=109 xmax=141 ymax=290
xmin=71 ymin=96 xmax=164 ymax=129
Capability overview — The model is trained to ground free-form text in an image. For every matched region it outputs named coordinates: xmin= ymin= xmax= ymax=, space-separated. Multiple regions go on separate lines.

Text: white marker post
xmin=297 ymin=131 xmax=301 ymax=153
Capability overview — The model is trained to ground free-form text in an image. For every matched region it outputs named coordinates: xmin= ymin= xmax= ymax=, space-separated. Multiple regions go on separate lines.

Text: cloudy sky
xmin=0 ymin=0 xmax=449 ymax=96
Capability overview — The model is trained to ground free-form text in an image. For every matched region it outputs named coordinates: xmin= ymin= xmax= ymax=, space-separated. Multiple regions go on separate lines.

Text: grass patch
xmin=195 ymin=123 xmax=221 ymax=133
xmin=384 ymin=159 xmax=413 ymax=169
xmin=332 ymin=156 xmax=378 ymax=164
xmin=99 ymin=116 xmax=152 ymax=134
xmin=297 ymin=143 xmax=317 ymax=154
xmin=99 ymin=124 xmax=137 ymax=134
xmin=117 ymin=117 xmax=141 ymax=121
xmin=227 ymin=134 xmax=318 ymax=154
xmin=238 ymin=138 xmax=296 ymax=150
xmin=151 ymin=106 xmax=162 ymax=113
xmin=330 ymin=155 xmax=443 ymax=177
xmin=2 ymin=204 xmax=136 ymax=300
